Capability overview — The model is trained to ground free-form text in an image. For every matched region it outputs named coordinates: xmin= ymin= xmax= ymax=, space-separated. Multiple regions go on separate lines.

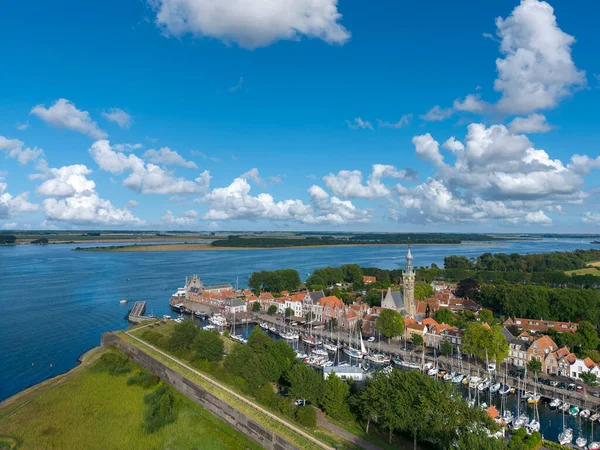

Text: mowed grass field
xmin=0 ymin=348 xmax=260 ymax=450
xmin=565 ymin=261 xmax=600 ymax=275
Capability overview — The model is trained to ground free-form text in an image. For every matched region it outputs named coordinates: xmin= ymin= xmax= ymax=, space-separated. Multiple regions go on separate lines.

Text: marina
xmin=165 ymin=306 xmax=600 ymax=446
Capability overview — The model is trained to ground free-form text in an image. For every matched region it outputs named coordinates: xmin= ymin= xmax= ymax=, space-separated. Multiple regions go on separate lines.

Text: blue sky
xmin=0 ymin=0 xmax=599 ymax=232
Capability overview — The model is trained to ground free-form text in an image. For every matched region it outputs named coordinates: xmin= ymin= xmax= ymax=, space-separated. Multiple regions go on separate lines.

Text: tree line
xmin=248 ymin=269 xmax=301 ymax=293
xmin=475 ymin=283 xmax=600 ymax=324
xmin=0 ymin=234 xmax=16 ymax=244
xmin=444 ymin=249 xmax=600 ymax=272
xmin=211 ymin=233 xmax=512 ymax=248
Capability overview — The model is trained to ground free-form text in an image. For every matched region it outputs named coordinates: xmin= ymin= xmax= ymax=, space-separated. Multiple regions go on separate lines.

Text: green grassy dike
xmin=0 ymin=347 xmax=261 ymax=450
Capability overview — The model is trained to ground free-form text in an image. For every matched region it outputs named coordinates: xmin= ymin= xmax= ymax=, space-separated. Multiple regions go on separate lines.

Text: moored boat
xmin=452 ymin=373 xmax=465 ymax=384
xmin=477 ymin=379 xmax=490 ymax=391
xmin=469 ymin=376 xmax=481 ymax=389
xmin=549 ymin=398 xmax=562 ymax=409
xmin=489 ymin=382 xmax=501 ymax=394
xmin=569 ymin=406 xmax=580 ymax=416
xmin=581 ymin=408 xmax=591 ymax=420
xmin=576 ymin=436 xmax=588 ymax=448
xmin=558 ymin=428 xmax=573 ymax=446
xmin=527 ymin=393 xmax=541 ymax=405
xmin=525 ymin=419 xmax=540 ymax=434
xmin=209 ymin=313 xmax=228 ymax=327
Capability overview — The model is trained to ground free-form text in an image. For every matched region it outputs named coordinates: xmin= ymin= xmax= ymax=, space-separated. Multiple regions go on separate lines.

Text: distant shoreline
xmin=74 ymin=241 xmax=502 ymax=253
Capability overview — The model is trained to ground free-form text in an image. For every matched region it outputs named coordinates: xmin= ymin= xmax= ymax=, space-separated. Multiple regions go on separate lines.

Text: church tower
xmin=403 ymin=246 xmax=416 ymax=318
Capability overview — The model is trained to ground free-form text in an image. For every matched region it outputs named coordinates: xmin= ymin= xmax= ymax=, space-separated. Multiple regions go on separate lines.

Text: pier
xmin=127 ymin=301 xmax=151 ymax=324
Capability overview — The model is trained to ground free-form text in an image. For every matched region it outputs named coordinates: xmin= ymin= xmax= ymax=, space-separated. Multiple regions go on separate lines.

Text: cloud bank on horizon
xmin=1 ymin=0 xmax=599 ymax=231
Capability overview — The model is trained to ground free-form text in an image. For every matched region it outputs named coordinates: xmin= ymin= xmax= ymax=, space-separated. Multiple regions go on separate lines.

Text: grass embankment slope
xmin=0 ymin=347 xmax=260 ymax=450
xmin=565 ymin=261 xmax=600 ymax=276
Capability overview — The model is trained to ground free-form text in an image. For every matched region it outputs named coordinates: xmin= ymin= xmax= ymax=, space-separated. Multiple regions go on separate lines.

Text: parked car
xmin=576 ymin=385 xmax=584 ymax=393
xmin=591 ymin=391 xmax=600 ymax=398
xmin=367 ymin=336 xmax=376 ymax=343
xmin=557 ymin=382 xmax=567 ymax=389
xmin=567 ymin=383 xmax=576 ymax=391
xmin=550 ymin=380 xmax=559 ymax=387
xmin=487 ymin=363 xmax=496 ymax=372
xmin=295 ymin=399 xmax=311 ymax=406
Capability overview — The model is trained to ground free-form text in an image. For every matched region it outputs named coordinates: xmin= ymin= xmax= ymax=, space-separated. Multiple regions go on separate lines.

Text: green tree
xmin=577 ymin=321 xmax=599 ymax=352
xmin=412 ymin=333 xmax=424 ymax=348
xmin=251 ymin=301 xmax=261 ymax=312
xmin=167 ymin=319 xmax=199 ymax=352
xmin=462 ymin=322 xmax=508 ymax=362
xmin=414 ymin=283 xmax=434 ymax=300
xmin=375 ymin=309 xmax=405 ymax=343
xmin=365 ymin=290 xmax=382 ymax=307
xmin=194 ymin=329 xmax=224 ymax=362
xmin=320 ymin=373 xmax=351 ymax=420
xmin=341 ymin=264 xmax=363 ymax=284
xmin=286 ymin=363 xmax=323 ymax=406
xmin=267 ymin=305 xmax=277 ymax=315
xmin=439 ymin=339 xmax=453 ymax=356
xmin=285 ymin=307 xmax=294 ymax=317
xmin=581 ymin=371 xmax=598 ymax=387
xmin=527 ymin=358 xmax=542 ymax=376
xmin=433 ymin=308 xmax=455 ymax=326
xmin=478 ymin=309 xmax=495 ymax=325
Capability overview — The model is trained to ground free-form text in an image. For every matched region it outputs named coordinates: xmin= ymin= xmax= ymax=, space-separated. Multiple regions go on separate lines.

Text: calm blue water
xmin=0 ymin=238 xmax=597 ymax=402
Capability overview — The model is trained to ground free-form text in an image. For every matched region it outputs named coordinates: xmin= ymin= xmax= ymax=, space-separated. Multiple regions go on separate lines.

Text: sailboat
xmin=500 ymin=365 xmax=512 ymax=425
xmin=558 ymin=394 xmax=574 ymax=445
xmin=229 ymin=308 xmax=247 ymax=344
xmin=343 ymin=328 xmax=365 ymax=359
xmin=589 ymin=414 xmax=600 ymax=449
xmin=576 ymin=407 xmax=588 ymax=448
xmin=525 ymin=375 xmax=540 ymax=434
xmin=512 ymin=376 xmax=529 ymax=430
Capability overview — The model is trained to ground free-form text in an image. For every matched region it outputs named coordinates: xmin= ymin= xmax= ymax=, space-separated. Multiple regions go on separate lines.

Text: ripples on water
xmin=0 ymin=238 xmax=596 ymax=401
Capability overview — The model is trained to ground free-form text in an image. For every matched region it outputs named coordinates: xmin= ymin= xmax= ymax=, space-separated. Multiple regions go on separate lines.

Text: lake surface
xmin=0 ymin=238 xmax=598 ymax=401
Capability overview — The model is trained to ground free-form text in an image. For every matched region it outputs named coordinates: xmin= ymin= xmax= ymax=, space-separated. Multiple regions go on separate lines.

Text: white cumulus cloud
xmin=0 ymin=135 xmax=44 ymax=164
xmin=143 ymin=147 xmax=198 ymax=168
xmin=324 ymin=164 xmax=415 ymax=200
xmin=508 ymin=114 xmax=552 ymax=134
xmin=89 ymin=140 xmax=210 ymax=195
xmin=494 ymin=0 xmax=586 ymax=114
xmin=0 ymin=182 xmax=39 ymax=219
xmin=150 ymin=0 xmax=350 ymax=50
xmin=36 ymin=164 xmax=143 ymax=226
xmin=101 ymin=108 xmax=132 ymax=129
xmin=30 ymin=99 xmax=107 ymax=139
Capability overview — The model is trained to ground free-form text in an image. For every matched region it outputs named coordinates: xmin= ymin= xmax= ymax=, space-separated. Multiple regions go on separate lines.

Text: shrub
xmin=141 ymin=330 xmax=168 ymax=349
xmin=295 ymin=405 xmax=317 ymax=428
xmin=142 ymin=385 xmax=178 ymax=433
xmin=92 ymin=352 xmax=132 ymax=375
xmin=127 ymin=370 xmax=159 ymax=389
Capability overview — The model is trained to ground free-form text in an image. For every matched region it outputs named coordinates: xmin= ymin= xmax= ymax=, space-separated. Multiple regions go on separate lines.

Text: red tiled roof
xmin=319 ymin=296 xmax=344 ymax=309
xmin=532 ymin=335 xmax=557 ymax=353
